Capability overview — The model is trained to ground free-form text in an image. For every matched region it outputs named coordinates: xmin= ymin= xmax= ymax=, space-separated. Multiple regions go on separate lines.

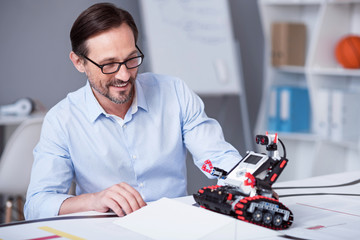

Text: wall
xmin=0 ymin=0 xmax=263 ymax=194
xmin=0 ymin=0 xmax=142 ymax=109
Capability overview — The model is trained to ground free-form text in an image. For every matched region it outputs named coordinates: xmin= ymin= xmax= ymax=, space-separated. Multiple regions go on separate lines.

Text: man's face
xmin=83 ymin=24 xmax=139 ymax=105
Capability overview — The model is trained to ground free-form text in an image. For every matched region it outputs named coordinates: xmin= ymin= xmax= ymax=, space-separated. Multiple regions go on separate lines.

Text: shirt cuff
xmin=25 ymin=193 xmax=73 ymax=220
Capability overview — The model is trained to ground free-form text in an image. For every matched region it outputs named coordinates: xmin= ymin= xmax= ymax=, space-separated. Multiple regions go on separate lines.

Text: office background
xmin=0 ymin=0 xmax=263 ymax=193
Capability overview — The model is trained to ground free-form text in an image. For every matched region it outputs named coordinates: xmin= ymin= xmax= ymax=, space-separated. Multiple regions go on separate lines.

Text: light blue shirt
xmin=25 ymin=73 xmax=241 ymax=220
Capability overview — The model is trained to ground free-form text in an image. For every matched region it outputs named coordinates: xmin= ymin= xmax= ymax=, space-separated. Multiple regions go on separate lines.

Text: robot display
xmin=193 ymin=133 xmax=293 ymax=230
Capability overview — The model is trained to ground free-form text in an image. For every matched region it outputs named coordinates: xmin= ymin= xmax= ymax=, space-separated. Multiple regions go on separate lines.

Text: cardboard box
xmin=271 ymin=22 xmax=307 ymax=67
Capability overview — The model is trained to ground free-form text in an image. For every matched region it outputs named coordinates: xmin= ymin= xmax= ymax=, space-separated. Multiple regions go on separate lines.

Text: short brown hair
xmin=70 ymin=2 xmax=138 ymax=57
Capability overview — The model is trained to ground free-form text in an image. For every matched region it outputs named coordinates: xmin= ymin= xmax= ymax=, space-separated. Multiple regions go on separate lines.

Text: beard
xmin=89 ymin=76 xmax=135 ymax=104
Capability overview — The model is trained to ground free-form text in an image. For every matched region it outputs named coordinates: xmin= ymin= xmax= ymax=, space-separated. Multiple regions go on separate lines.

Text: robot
xmin=193 ymin=133 xmax=293 ymax=230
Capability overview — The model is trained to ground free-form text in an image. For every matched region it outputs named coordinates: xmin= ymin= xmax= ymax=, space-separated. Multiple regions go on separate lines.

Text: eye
xmin=102 ymin=63 xmax=119 ymax=72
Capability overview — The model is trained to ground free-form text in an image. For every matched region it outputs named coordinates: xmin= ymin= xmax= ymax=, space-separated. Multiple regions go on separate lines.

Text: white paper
xmin=113 ymin=197 xmax=236 ymax=240
xmin=273 ymin=171 xmax=360 ymax=239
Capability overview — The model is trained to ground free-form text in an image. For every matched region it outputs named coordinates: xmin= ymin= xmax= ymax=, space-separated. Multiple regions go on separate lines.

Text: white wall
xmin=0 ymin=0 xmax=142 ymax=109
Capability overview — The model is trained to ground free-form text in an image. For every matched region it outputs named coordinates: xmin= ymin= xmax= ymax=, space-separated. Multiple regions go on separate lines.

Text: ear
xmin=69 ymin=51 xmax=85 ymax=73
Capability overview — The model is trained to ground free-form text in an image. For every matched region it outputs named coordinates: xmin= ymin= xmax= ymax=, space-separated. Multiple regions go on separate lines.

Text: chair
xmin=0 ymin=117 xmax=43 ymax=223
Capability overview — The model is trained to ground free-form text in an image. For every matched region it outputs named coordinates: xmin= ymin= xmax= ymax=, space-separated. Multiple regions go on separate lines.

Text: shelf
xmin=310 ymin=67 xmax=360 ymax=77
xmin=274 ymin=65 xmax=306 ymax=74
xmin=257 ymin=0 xmax=360 ymax=179
xmin=320 ymin=138 xmax=359 ymax=150
xmin=276 ymin=132 xmax=318 ymax=141
xmin=261 ymin=0 xmax=324 ymax=5
xmin=328 ymin=0 xmax=360 ymax=5
xmin=280 ymin=133 xmax=359 ymax=150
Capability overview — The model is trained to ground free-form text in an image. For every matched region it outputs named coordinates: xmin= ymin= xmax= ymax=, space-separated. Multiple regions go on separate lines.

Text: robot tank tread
xmin=193 ymin=185 xmax=293 ymax=230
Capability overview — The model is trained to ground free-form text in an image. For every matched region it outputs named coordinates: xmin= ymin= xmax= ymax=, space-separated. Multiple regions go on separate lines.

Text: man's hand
xmin=59 ymin=182 xmax=147 ymax=216
xmin=91 ymin=182 xmax=147 ymax=216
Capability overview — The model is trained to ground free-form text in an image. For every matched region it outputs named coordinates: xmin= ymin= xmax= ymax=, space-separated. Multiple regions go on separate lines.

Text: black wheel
xmin=263 ymin=212 xmax=273 ymax=225
xmin=273 ymin=214 xmax=283 ymax=227
xmin=252 ymin=210 xmax=262 ymax=222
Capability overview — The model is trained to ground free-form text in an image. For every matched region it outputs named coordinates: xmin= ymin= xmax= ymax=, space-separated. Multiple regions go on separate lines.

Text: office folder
xmin=330 ymin=90 xmax=360 ymax=142
xmin=314 ymin=88 xmax=331 ymax=138
xmin=268 ymin=87 xmax=278 ymax=131
xmin=267 ymin=86 xmax=310 ymax=133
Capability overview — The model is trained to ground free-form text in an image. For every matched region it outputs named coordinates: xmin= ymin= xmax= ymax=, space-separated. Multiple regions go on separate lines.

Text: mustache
xmin=108 ymin=77 xmax=135 ymax=86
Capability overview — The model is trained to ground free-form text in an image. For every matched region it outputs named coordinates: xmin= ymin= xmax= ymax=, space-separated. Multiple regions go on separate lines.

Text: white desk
xmin=0 ymin=171 xmax=359 ymax=239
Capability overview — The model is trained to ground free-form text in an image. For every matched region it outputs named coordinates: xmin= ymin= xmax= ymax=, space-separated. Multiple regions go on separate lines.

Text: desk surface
xmin=1 ymin=171 xmax=359 ymax=240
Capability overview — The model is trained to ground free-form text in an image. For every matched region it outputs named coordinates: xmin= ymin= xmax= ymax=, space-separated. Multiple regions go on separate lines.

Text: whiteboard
xmin=140 ymin=0 xmax=242 ymax=95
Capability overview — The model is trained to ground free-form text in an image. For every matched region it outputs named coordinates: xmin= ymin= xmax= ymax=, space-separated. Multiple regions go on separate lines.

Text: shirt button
xmin=123 ymin=124 xmax=127 ymax=128
xmin=139 ymin=182 xmax=144 ymax=188
xmin=132 ymin=155 xmax=137 ymax=159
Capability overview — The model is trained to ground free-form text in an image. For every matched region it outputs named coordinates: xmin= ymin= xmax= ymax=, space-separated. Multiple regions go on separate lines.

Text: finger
xmin=112 ymin=184 xmax=144 ymax=214
xmin=101 ymin=195 xmax=126 ymax=217
xmin=119 ymin=182 xmax=147 ymax=207
xmin=110 ymin=192 xmax=133 ymax=215
xmin=94 ymin=187 xmax=130 ymax=216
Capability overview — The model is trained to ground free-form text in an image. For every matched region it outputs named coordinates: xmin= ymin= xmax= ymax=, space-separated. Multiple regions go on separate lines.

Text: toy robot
xmin=193 ymin=133 xmax=293 ymax=230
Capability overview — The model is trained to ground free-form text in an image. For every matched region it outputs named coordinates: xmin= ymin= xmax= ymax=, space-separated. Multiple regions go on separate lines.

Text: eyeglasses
xmin=82 ymin=45 xmax=144 ymax=74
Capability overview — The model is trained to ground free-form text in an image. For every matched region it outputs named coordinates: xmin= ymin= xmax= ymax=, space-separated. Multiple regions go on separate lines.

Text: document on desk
xmin=274 ymin=171 xmax=360 ymax=240
xmin=113 ymin=197 xmax=279 ymax=240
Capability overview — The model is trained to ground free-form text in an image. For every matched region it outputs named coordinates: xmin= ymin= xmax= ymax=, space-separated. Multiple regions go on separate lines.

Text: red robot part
xmin=202 ymin=159 xmax=213 ymax=173
xmin=244 ymin=172 xmax=256 ymax=188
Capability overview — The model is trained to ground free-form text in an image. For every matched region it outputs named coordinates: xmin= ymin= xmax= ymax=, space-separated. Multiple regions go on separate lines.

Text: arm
xmin=25 ymin=110 xmax=146 ymax=219
xmin=25 ymin=113 xmax=75 ymax=219
xmin=175 ymin=78 xmax=242 ymax=175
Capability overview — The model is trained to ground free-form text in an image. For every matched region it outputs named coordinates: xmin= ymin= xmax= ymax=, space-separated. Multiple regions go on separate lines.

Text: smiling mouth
xmin=112 ymin=82 xmax=128 ymax=88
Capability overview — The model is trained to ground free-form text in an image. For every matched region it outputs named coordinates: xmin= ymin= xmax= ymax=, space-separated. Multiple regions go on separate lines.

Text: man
xmin=25 ymin=3 xmax=241 ymax=220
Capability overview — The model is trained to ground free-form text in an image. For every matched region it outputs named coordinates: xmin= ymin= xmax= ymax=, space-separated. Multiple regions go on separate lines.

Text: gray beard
xmin=89 ymin=79 xmax=134 ymax=105
xmin=107 ymin=88 xmax=133 ymax=104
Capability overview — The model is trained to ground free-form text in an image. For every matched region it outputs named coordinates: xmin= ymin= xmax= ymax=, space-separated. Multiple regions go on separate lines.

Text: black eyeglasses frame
xmin=81 ymin=45 xmax=144 ymax=74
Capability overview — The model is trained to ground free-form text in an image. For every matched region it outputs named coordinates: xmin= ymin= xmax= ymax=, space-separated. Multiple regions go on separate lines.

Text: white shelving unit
xmin=257 ymin=0 xmax=360 ymax=182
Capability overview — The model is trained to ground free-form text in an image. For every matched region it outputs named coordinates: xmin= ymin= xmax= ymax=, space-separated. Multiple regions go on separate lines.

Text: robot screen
xmin=243 ymin=154 xmax=263 ymax=165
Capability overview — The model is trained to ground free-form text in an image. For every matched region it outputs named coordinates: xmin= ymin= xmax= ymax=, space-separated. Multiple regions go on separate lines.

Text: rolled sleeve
xmin=24 ymin=192 xmax=72 ymax=220
xmin=25 ymin=109 xmax=74 ymax=220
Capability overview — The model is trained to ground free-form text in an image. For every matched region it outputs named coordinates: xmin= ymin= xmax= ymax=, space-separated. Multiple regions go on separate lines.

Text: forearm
xmin=59 ymin=183 xmax=147 ymax=217
xmin=58 ymin=193 xmax=97 ymax=215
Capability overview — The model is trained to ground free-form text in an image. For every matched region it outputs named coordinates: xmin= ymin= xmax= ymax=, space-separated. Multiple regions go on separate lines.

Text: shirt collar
xmin=135 ymin=75 xmax=148 ymax=113
xmin=85 ymin=77 xmax=148 ymax=123
xmin=85 ymin=81 xmax=105 ymax=123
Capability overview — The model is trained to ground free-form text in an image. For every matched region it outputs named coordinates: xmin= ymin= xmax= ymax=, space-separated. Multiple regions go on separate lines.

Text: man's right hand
xmin=59 ymin=182 xmax=147 ymax=216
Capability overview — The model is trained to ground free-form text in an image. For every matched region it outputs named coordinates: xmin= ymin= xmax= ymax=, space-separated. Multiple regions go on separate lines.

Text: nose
xmin=114 ymin=64 xmax=131 ymax=81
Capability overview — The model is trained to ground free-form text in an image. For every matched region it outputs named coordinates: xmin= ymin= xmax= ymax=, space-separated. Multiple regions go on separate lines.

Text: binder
xmin=314 ymin=89 xmax=331 ymax=137
xmin=268 ymin=87 xmax=278 ymax=131
xmin=267 ymin=86 xmax=310 ymax=133
xmin=330 ymin=90 xmax=360 ymax=142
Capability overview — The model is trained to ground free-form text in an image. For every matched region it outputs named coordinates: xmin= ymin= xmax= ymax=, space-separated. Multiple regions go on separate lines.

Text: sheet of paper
xmin=114 ymin=197 xmax=281 ymax=240
xmin=273 ymin=171 xmax=360 ymax=239
xmin=0 ymin=217 xmax=151 ymax=240
xmin=113 ymin=197 xmax=236 ymax=240
xmin=200 ymin=220 xmax=281 ymax=240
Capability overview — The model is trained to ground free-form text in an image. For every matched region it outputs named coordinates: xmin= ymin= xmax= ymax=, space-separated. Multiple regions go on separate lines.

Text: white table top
xmin=0 ymin=171 xmax=359 ymax=240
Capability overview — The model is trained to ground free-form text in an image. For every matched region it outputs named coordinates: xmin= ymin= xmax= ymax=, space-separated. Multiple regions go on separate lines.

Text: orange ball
xmin=335 ymin=35 xmax=360 ymax=69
